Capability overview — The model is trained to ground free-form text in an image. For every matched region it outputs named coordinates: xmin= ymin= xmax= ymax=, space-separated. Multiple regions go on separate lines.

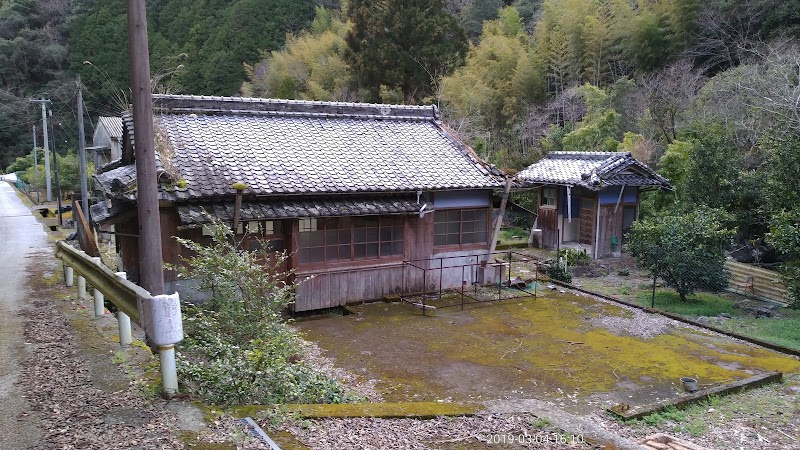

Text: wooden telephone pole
xmin=77 ymin=75 xmax=89 ymax=219
xmin=127 ymin=0 xmax=164 ymax=295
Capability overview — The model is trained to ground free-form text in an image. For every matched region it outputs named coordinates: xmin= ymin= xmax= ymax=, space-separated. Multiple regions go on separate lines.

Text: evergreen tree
xmin=461 ymin=0 xmax=502 ymax=41
xmin=345 ymin=0 xmax=467 ymax=103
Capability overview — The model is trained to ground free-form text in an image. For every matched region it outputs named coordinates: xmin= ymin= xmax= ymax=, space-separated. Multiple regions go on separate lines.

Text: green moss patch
xmin=297 ymin=291 xmax=800 ymax=412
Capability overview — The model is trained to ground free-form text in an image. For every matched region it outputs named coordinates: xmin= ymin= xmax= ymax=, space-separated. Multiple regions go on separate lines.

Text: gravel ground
xmin=282 ymin=413 xmax=597 ymax=449
xmin=589 ymin=372 xmax=800 ymax=449
xmin=589 ymin=305 xmax=675 ymax=338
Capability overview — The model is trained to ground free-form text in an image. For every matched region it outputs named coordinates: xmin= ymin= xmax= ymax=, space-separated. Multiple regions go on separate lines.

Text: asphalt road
xmin=0 ymin=181 xmax=47 ymax=448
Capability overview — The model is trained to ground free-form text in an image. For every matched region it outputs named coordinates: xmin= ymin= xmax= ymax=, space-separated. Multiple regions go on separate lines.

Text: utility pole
xmin=128 ymin=0 xmax=175 ymax=398
xmin=127 ymin=0 xmax=164 ymax=296
xmin=77 ymin=75 xmax=89 ymax=218
xmin=49 ymin=112 xmax=63 ymax=227
xmin=32 ymin=125 xmax=39 ymax=203
xmin=29 ymin=99 xmax=52 ymax=201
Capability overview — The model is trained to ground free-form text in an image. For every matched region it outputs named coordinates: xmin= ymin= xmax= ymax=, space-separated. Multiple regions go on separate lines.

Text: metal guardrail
xmin=55 ymin=240 xmax=147 ymax=323
xmin=54 ymin=240 xmax=183 ymax=396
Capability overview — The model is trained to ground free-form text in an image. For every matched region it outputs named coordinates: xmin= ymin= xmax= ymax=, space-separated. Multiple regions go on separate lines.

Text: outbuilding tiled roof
xmin=95 ymin=95 xmax=503 ymax=202
xmin=98 ymin=116 xmax=124 ymax=139
xmin=516 ymin=151 xmax=671 ymax=190
xmin=176 ymin=196 xmax=422 ymax=226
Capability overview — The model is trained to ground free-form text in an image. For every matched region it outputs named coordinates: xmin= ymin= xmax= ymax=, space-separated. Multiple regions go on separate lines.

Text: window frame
xmin=540 ymin=187 xmax=557 ymax=209
xmin=433 ymin=207 xmax=490 ymax=248
xmin=296 ymin=215 xmax=405 ymax=265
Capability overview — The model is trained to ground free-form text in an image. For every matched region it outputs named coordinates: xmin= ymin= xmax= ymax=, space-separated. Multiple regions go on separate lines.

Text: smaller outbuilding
xmin=90 ymin=116 xmax=124 ymax=169
xmin=516 ymin=151 xmax=671 ymax=258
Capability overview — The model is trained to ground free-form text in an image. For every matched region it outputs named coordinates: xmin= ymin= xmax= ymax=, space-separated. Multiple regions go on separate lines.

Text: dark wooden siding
xmin=160 ymin=209 xmax=181 ymax=283
xmin=294 ymin=265 xmax=406 ymax=311
xmin=117 ymin=216 xmax=139 ymax=282
xmin=597 ymin=205 xmax=623 ymax=257
xmin=538 ymin=207 xmax=558 ymax=249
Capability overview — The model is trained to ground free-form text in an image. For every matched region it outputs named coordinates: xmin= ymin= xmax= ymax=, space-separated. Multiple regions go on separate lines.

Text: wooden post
xmin=489 ymin=177 xmax=513 ymax=259
xmin=77 ymin=75 xmax=89 ymax=219
xmin=127 ymin=0 xmax=164 ymax=296
xmin=32 ymin=125 xmax=39 ymax=202
xmin=49 ymin=116 xmax=63 ymax=227
xmin=232 ymin=182 xmax=247 ymax=236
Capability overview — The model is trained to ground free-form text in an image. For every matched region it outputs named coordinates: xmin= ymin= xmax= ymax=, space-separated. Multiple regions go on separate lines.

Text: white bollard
xmin=115 ymin=272 xmax=132 ymax=346
xmin=77 ymin=275 xmax=86 ymax=300
xmin=143 ymin=293 xmax=183 ymax=397
xmin=159 ymin=345 xmax=178 ymax=396
xmin=65 ymin=265 xmax=74 ymax=287
xmin=91 ymin=258 xmax=105 ymax=316
xmin=118 ymin=312 xmax=132 ymax=346
xmin=93 ymin=288 xmax=105 ymax=316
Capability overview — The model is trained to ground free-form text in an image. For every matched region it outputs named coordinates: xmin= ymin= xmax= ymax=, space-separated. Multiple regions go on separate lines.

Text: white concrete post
xmin=93 ymin=287 xmax=105 ymax=316
xmin=91 ymin=258 xmax=105 ymax=316
xmin=115 ymin=272 xmax=132 ymax=346
xmin=77 ymin=275 xmax=86 ymax=300
xmin=159 ymin=345 xmax=178 ymax=396
xmin=65 ymin=265 xmax=74 ymax=287
xmin=143 ymin=293 xmax=183 ymax=398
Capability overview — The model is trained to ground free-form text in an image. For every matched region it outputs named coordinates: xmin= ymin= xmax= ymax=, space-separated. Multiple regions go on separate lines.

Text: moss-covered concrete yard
xmin=296 ymin=290 xmax=800 ymax=414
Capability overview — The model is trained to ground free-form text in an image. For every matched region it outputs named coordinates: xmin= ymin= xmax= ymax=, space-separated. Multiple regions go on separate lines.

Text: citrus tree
xmin=627 ymin=206 xmax=734 ymax=301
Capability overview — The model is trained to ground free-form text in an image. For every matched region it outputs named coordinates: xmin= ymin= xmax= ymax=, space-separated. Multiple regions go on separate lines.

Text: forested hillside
xmin=2 ymin=0 xmax=799 ymax=302
xmin=1 ymin=0 xmax=325 ymax=169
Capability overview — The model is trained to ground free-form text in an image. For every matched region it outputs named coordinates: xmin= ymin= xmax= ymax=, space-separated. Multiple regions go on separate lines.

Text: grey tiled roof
xmin=98 ymin=116 xmax=124 ymax=139
xmin=96 ymin=95 xmax=502 ymax=202
xmin=177 ymin=196 xmax=422 ymax=225
xmin=516 ymin=151 xmax=671 ymax=190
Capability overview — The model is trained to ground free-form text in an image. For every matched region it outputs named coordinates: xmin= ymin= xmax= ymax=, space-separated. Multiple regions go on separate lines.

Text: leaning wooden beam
xmin=488 ymin=177 xmax=513 ymax=258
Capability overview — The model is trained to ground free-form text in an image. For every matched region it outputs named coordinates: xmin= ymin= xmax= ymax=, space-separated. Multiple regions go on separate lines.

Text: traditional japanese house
xmin=516 ymin=151 xmax=671 ymax=258
xmin=91 ymin=95 xmax=505 ymax=311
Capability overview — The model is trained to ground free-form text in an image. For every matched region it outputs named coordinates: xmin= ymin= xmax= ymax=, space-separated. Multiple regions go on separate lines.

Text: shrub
xmin=767 ymin=208 xmax=800 ymax=308
xmin=547 ymin=262 xmax=573 ymax=283
xmin=558 ymin=248 xmax=590 ymax=267
xmin=626 ymin=206 xmax=734 ymax=301
xmin=173 ymin=221 xmax=359 ymax=406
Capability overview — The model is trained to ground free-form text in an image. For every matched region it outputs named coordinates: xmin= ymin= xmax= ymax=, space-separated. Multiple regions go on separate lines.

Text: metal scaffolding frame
xmin=400 ymin=250 xmax=541 ymax=315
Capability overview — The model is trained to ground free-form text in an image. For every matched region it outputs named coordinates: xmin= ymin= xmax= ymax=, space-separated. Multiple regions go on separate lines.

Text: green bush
xmin=547 ymin=262 xmax=573 ymax=283
xmin=767 ymin=209 xmax=800 ymax=309
xmin=558 ymin=248 xmax=590 ymax=267
xmin=626 ymin=206 xmax=733 ymax=301
xmin=173 ymin=221 xmax=360 ymax=406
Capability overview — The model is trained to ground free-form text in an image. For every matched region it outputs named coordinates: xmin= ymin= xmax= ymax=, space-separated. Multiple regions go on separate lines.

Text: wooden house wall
xmin=578 ymin=197 xmax=596 ymax=245
xmin=597 ymin=205 xmax=623 ymax=257
xmin=160 ymin=208 xmax=181 ymax=283
xmin=116 ymin=217 xmax=140 ymax=282
xmin=596 ymin=186 xmax=638 ymax=257
xmin=538 ymin=208 xmax=558 ymax=249
xmin=116 ymin=208 xmax=182 ymax=285
xmin=294 ymin=264 xmax=406 ymax=311
xmin=293 ymin=213 xmax=432 ymax=311
xmin=292 ymin=190 xmax=493 ymax=312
